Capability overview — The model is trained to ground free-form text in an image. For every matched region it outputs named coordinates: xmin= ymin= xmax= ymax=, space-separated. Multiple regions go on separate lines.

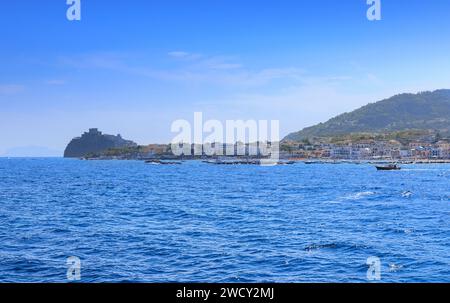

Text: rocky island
xmin=64 ymin=128 xmax=137 ymax=158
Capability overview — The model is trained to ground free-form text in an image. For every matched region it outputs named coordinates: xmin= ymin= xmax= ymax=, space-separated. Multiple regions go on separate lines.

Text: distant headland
xmin=64 ymin=128 xmax=137 ymax=158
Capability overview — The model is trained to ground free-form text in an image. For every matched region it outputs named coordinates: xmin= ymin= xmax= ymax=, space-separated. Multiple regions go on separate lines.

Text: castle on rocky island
xmin=64 ymin=128 xmax=137 ymax=158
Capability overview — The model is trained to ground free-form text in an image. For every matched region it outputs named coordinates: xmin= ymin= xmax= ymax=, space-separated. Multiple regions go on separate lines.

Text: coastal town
xmin=65 ymin=129 xmax=450 ymax=163
xmin=280 ymin=137 xmax=450 ymax=162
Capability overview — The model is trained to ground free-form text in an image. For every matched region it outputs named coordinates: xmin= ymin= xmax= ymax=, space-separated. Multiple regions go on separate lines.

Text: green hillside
xmin=284 ymin=89 xmax=450 ymax=141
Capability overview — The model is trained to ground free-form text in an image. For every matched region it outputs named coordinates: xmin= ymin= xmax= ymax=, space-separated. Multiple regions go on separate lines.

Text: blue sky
xmin=1 ymin=0 xmax=450 ymax=156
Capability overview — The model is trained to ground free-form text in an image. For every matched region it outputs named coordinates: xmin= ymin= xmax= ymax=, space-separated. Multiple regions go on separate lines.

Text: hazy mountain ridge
xmin=284 ymin=89 xmax=450 ymax=141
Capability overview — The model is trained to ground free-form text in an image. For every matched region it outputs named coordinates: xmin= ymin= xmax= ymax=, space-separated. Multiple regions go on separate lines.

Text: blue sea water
xmin=0 ymin=158 xmax=449 ymax=283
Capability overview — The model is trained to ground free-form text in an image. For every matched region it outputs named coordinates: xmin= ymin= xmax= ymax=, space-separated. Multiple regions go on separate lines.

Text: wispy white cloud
xmin=0 ymin=84 xmax=25 ymax=95
xmin=206 ymin=62 xmax=242 ymax=70
xmin=167 ymin=51 xmax=202 ymax=61
xmin=168 ymin=51 xmax=190 ymax=58
xmin=58 ymin=52 xmax=130 ymax=70
xmin=58 ymin=51 xmax=308 ymax=87
xmin=175 ymin=53 xmax=243 ymax=70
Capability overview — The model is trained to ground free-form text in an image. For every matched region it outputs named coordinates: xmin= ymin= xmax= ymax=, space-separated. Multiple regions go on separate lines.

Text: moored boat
xmin=376 ymin=164 xmax=401 ymax=171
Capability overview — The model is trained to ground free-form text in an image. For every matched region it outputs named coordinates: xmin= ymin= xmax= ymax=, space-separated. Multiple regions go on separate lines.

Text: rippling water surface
xmin=0 ymin=158 xmax=449 ymax=282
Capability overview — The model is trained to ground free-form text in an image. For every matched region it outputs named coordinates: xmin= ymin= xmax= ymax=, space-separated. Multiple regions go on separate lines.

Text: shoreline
xmin=76 ymin=157 xmax=450 ymax=165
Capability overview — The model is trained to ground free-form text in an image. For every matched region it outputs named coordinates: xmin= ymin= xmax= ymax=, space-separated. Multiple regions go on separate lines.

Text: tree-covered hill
xmin=284 ymin=89 xmax=450 ymax=141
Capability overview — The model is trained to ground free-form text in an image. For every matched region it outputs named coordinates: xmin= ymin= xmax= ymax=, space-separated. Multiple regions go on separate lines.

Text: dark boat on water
xmin=376 ymin=164 xmax=401 ymax=171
